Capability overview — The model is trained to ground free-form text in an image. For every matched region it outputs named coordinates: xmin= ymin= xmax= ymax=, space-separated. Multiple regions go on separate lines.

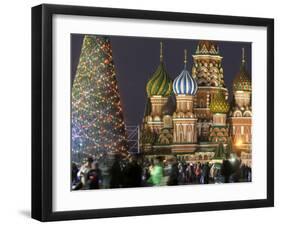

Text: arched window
xmin=163 ymin=116 xmax=172 ymax=128
xmin=178 ymin=124 xmax=184 ymax=143
xmin=233 ymin=110 xmax=242 ymax=117
xmin=199 ymin=99 xmax=205 ymax=108
xmin=210 ymin=80 xmax=218 ymax=86
xmin=243 ymin=110 xmax=252 ymax=117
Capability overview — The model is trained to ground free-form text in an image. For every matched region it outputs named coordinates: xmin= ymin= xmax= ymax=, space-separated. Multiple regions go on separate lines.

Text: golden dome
xmin=209 ymin=89 xmax=230 ymax=114
xmin=233 ymin=49 xmax=252 ymax=92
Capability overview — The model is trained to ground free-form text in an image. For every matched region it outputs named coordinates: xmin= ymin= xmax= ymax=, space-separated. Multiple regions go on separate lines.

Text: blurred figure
xmin=142 ymin=159 xmax=151 ymax=185
xmin=221 ymin=159 xmax=232 ymax=183
xmin=186 ymin=163 xmax=194 ymax=184
xmin=245 ymin=165 xmax=252 ymax=182
xmin=71 ymin=162 xmax=83 ymax=190
xmin=211 ymin=163 xmax=224 ymax=184
xmin=147 ymin=157 xmax=163 ymax=186
xmin=85 ymin=162 xmax=102 ymax=189
xmin=71 ymin=162 xmax=79 ymax=184
xmin=100 ymin=158 xmax=110 ymax=189
xmin=202 ymin=162 xmax=210 ymax=184
xmin=240 ymin=163 xmax=246 ymax=180
xmin=195 ymin=163 xmax=202 ymax=183
xmin=178 ymin=161 xmax=187 ymax=184
xmin=167 ymin=157 xmax=179 ymax=186
xmin=109 ymin=155 xmax=123 ymax=188
xmin=123 ymin=155 xmax=142 ymax=188
xmin=77 ymin=156 xmax=94 ymax=187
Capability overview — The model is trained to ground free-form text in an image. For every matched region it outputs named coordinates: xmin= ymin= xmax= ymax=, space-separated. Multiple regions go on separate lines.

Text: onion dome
xmin=209 ymin=89 xmax=230 ymax=114
xmin=146 ymin=42 xmax=173 ymax=97
xmin=233 ymin=48 xmax=252 ymax=92
xmin=195 ymin=40 xmax=219 ymax=55
xmin=162 ymin=95 xmax=176 ymax=115
xmin=173 ymin=49 xmax=198 ymax=96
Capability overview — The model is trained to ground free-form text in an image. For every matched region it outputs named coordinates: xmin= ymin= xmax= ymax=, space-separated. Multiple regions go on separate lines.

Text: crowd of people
xmin=71 ymin=154 xmax=252 ymax=190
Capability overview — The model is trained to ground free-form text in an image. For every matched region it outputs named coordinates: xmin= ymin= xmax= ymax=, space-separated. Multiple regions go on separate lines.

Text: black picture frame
xmin=32 ymin=4 xmax=274 ymax=222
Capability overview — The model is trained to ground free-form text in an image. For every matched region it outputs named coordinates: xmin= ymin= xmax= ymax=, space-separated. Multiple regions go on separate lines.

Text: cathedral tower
xmin=209 ymin=89 xmax=230 ymax=143
xmin=145 ymin=42 xmax=173 ymax=134
xmin=229 ymin=48 xmax=252 ymax=155
xmin=171 ymin=50 xmax=198 ymax=153
xmin=192 ymin=41 xmax=229 ymax=141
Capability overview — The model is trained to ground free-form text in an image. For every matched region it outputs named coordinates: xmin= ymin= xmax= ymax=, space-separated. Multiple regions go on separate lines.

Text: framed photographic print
xmin=31 ymin=4 xmax=274 ymax=221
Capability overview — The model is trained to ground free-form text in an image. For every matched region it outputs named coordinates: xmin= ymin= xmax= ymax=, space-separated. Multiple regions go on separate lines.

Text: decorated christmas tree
xmin=72 ymin=35 xmax=128 ymax=162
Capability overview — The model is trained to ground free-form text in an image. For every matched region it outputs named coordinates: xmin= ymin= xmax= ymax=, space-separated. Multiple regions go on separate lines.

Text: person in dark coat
xmin=167 ymin=157 xmax=179 ymax=186
xmin=71 ymin=162 xmax=79 ymax=184
xmin=221 ymin=160 xmax=232 ymax=183
xmin=109 ymin=157 xmax=123 ymax=188
xmin=240 ymin=164 xmax=246 ymax=180
xmin=123 ymin=156 xmax=142 ymax=188
xmin=202 ymin=162 xmax=210 ymax=184
xmin=85 ymin=162 xmax=102 ymax=189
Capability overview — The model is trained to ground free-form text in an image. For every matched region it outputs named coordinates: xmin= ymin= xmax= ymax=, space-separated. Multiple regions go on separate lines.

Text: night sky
xmin=71 ymin=34 xmax=251 ymax=127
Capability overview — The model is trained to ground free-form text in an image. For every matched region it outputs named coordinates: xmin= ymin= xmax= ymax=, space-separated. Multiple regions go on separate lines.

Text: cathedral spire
xmin=242 ymin=47 xmax=246 ymax=64
xmin=233 ymin=47 xmax=251 ymax=93
xmin=160 ymin=41 xmax=163 ymax=62
xmin=184 ymin=49 xmax=187 ymax=68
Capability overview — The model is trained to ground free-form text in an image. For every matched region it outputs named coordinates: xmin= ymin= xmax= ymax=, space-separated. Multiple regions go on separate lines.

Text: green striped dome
xmin=146 ymin=62 xmax=173 ymax=97
xmin=210 ymin=89 xmax=230 ymax=114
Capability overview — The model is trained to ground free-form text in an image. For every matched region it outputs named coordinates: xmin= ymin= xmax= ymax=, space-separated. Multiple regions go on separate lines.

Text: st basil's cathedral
xmin=140 ymin=40 xmax=252 ymax=166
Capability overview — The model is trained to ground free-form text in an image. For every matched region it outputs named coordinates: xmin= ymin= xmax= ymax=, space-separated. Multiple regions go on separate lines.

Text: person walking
xmin=195 ymin=163 xmax=202 ymax=184
xmin=221 ymin=159 xmax=232 ymax=183
xmin=147 ymin=157 xmax=163 ymax=186
xmin=167 ymin=157 xmax=179 ymax=186
xmin=123 ymin=155 xmax=142 ymax=188
xmin=85 ymin=162 xmax=102 ymax=189
xmin=109 ymin=156 xmax=123 ymax=188
xmin=202 ymin=162 xmax=210 ymax=184
xmin=77 ymin=156 xmax=94 ymax=188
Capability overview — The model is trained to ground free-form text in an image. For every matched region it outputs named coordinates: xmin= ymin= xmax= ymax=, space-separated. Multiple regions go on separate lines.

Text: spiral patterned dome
xmin=173 ymin=50 xmax=198 ymax=96
xmin=146 ymin=62 xmax=173 ymax=97
xmin=233 ymin=48 xmax=252 ymax=92
xmin=209 ymin=89 xmax=230 ymax=114
xmin=146 ymin=42 xmax=173 ymax=97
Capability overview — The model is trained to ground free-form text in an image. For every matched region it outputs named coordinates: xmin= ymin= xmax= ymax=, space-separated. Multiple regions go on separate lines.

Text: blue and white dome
xmin=173 ymin=66 xmax=198 ymax=96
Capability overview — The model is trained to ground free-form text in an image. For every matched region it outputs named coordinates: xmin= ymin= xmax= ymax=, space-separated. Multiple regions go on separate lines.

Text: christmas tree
xmin=72 ymin=35 xmax=128 ymax=162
